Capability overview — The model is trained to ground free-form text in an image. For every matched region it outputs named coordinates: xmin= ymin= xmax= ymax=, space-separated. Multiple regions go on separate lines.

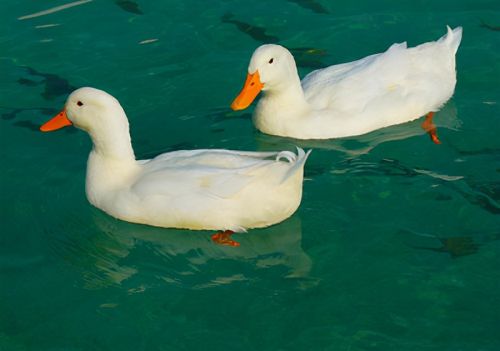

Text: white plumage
xmin=232 ymin=26 xmax=462 ymax=140
xmin=41 ymin=88 xmax=310 ymax=232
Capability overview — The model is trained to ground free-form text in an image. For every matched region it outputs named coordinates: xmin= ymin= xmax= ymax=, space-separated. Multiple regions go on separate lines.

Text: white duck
xmin=40 ymin=88 xmax=310 ymax=245
xmin=231 ymin=26 xmax=462 ymax=142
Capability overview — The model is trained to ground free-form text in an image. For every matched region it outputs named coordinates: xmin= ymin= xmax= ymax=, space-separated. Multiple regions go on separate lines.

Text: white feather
xmin=53 ymin=88 xmax=310 ymax=232
xmin=243 ymin=26 xmax=463 ymax=139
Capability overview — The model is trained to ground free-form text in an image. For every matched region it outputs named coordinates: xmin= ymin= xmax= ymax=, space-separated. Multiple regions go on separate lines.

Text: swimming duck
xmin=231 ymin=26 xmax=462 ymax=142
xmin=40 ymin=88 xmax=310 ymax=245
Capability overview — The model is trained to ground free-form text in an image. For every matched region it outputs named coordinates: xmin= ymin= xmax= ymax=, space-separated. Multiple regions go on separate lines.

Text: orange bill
xmin=230 ymin=71 xmax=264 ymax=111
xmin=40 ymin=109 xmax=72 ymax=132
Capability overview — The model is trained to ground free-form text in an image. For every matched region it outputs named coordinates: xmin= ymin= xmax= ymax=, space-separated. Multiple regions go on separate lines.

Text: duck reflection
xmin=47 ymin=211 xmax=312 ymax=290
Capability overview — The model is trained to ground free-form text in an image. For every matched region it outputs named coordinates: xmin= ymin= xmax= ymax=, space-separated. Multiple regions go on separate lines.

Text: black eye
xmin=268 ymin=58 xmax=274 ymax=64
xmin=77 ymin=101 xmax=83 ymax=106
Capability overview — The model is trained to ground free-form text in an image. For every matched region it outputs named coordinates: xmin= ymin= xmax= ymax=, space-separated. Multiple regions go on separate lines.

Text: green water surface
xmin=1 ymin=1 xmax=499 ymax=350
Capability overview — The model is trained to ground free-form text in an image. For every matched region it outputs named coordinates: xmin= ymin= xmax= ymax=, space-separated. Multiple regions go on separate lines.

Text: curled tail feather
xmin=280 ymin=147 xmax=311 ymax=184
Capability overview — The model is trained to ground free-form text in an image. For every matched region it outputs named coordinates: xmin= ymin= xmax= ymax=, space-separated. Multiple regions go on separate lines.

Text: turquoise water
xmin=1 ymin=0 xmax=500 ymax=350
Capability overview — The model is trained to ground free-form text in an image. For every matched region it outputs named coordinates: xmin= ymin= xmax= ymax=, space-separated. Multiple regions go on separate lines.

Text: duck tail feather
xmin=280 ymin=147 xmax=311 ymax=184
xmin=440 ymin=26 xmax=463 ymax=54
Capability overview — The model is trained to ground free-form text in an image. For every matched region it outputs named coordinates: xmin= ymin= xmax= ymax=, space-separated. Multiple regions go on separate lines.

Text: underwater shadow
xmin=45 ymin=210 xmax=313 ymax=291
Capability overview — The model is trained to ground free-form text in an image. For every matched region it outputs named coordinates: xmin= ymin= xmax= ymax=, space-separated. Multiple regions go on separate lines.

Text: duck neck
xmin=85 ymin=115 xmax=139 ymax=208
xmin=86 ymin=106 xmax=136 ymax=163
xmin=269 ymin=73 xmax=308 ymax=105
xmin=89 ymin=126 xmax=136 ymax=162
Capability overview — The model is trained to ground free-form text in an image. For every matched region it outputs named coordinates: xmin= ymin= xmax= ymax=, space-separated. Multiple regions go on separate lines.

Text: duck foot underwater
xmin=211 ymin=230 xmax=240 ymax=247
xmin=421 ymin=111 xmax=441 ymax=144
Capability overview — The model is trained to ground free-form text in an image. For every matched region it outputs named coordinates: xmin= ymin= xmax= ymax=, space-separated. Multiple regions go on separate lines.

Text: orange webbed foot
xmin=211 ymin=230 xmax=240 ymax=247
xmin=421 ymin=112 xmax=441 ymax=144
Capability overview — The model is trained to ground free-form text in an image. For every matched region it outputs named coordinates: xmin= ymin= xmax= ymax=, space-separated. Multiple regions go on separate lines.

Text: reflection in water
xmin=221 ymin=13 xmax=326 ymax=69
xmin=221 ymin=13 xmax=279 ymax=43
xmin=403 ymin=230 xmax=500 ymax=258
xmin=286 ymin=0 xmax=329 ymax=14
xmin=458 ymin=182 xmax=500 ymax=215
xmin=220 ymin=13 xmax=329 ymax=69
xmin=135 ymin=141 xmax=199 ymax=160
xmin=332 ymin=158 xmax=465 ymax=181
xmin=18 ymin=66 xmax=76 ymax=100
xmin=46 ymin=211 xmax=312 ymax=291
xmin=1 ymin=106 xmax=77 ymax=133
xmin=114 ymin=0 xmax=143 ymax=15
xmin=255 ymin=101 xmax=460 ymax=156
xmin=466 ymin=180 xmax=500 ymax=202
xmin=480 ymin=20 xmax=500 ymax=32
xmin=455 ymin=147 xmax=500 ymax=157
xmin=13 ymin=120 xmax=44 ymax=131
xmin=17 ymin=0 xmax=92 ymax=20
xmin=1 ymin=107 xmax=58 ymax=121
xmin=331 ymin=155 xmax=499 ymax=215
xmin=289 ymin=47 xmax=328 ymax=69
xmin=413 ymin=235 xmax=479 ymax=258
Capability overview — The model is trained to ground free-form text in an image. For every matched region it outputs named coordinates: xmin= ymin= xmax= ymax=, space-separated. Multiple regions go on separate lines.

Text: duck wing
xmin=131 ymin=149 xmax=306 ymax=200
xmin=301 ymin=27 xmax=462 ymax=116
xmin=301 ymin=42 xmax=410 ymax=113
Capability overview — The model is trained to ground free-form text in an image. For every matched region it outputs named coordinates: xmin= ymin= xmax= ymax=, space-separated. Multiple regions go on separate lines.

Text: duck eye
xmin=77 ymin=101 xmax=83 ymax=106
xmin=268 ymin=58 xmax=274 ymax=64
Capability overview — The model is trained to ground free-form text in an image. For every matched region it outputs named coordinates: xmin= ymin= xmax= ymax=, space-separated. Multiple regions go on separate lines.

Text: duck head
xmin=231 ymin=44 xmax=298 ymax=110
xmin=40 ymin=87 xmax=134 ymax=160
xmin=40 ymin=87 xmax=127 ymax=134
